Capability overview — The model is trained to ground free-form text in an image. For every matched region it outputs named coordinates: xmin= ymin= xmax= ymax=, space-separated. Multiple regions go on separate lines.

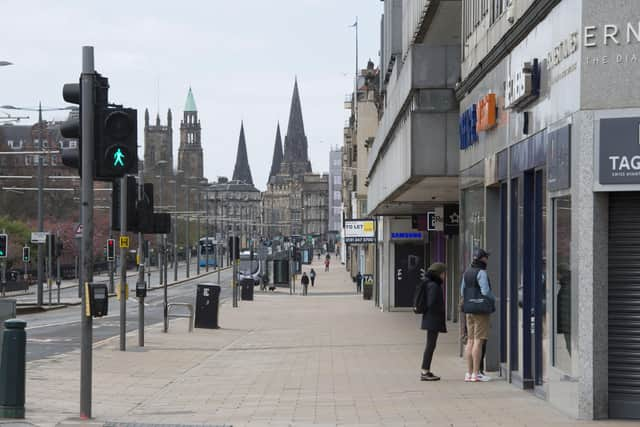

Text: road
xmin=20 ymin=268 xmax=234 ymax=362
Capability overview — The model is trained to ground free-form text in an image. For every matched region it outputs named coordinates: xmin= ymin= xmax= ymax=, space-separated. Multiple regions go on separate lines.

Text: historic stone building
xmin=205 ymin=122 xmax=261 ymax=249
xmin=178 ymin=87 xmax=204 ymax=181
xmin=262 ymin=79 xmax=328 ymax=244
xmin=143 ymin=109 xmax=173 ymax=208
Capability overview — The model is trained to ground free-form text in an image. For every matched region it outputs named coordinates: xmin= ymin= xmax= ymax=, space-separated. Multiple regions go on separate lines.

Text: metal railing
xmin=166 ymin=302 xmax=194 ymax=332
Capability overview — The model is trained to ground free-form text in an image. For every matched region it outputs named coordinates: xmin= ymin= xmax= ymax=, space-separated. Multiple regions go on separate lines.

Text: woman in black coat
xmin=420 ymin=262 xmax=447 ymax=381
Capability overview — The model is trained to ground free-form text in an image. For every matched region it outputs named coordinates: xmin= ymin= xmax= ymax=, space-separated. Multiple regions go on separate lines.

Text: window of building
xmin=334 ymin=191 xmax=341 ymax=202
xmin=553 ymin=196 xmax=572 ymax=374
xmin=25 ymin=156 xmax=31 ymax=166
xmin=333 ymin=175 xmax=341 ymax=185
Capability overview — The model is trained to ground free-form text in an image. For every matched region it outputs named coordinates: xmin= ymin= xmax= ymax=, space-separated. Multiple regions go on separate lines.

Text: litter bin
xmin=273 ymin=259 xmax=290 ymax=287
xmin=194 ymin=283 xmax=220 ymax=329
xmin=240 ymin=278 xmax=254 ymax=301
xmin=362 ymin=275 xmax=373 ymax=300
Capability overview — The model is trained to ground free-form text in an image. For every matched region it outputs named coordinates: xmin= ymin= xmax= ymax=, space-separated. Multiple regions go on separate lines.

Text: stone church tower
xmin=279 ymin=79 xmax=312 ymax=178
xmin=143 ymin=108 xmax=173 ymax=179
xmin=178 ymin=87 xmax=204 ymax=180
xmin=232 ymin=121 xmax=254 ymax=185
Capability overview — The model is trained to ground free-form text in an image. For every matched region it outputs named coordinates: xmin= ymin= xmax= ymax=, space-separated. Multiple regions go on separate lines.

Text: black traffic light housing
xmin=228 ymin=236 xmax=240 ymax=261
xmin=0 ymin=234 xmax=7 ymax=258
xmin=106 ymin=238 xmax=115 ymax=261
xmin=95 ymin=106 xmax=138 ymax=179
xmin=112 ymin=177 xmax=171 ymax=234
xmin=22 ymin=246 xmax=30 ymax=262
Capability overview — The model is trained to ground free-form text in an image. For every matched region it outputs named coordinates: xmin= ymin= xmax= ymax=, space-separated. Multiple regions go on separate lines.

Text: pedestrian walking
xmin=324 ymin=257 xmax=330 ymax=272
xmin=355 ymin=271 xmax=362 ymax=294
xmin=310 ymin=268 xmax=316 ymax=287
xmin=419 ymin=262 xmax=448 ymax=381
xmin=301 ymin=272 xmax=310 ymax=295
xmin=461 ymin=249 xmax=495 ymax=383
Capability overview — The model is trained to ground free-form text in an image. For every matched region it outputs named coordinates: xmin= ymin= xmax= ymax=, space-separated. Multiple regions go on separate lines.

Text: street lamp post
xmin=1 ymin=103 xmax=74 ymax=305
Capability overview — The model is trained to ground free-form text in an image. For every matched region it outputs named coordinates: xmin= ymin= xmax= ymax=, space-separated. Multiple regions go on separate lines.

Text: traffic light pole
xmin=137 ymin=169 xmax=145 ymax=347
xmin=36 ymin=105 xmax=44 ymax=306
xmin=79 ymin=46 xmax=95 ymax=420
xmin=119 ymin=175 xmax=127 ymax=352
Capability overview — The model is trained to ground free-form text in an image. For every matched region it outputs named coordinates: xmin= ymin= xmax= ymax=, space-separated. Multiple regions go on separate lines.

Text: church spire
xmin=232 ymin=121 xmax=254 ymax=186
xmin=184 ymin=87 xmax=197 ymax=112
xmin=269 ymin=122 xmax=284 ymax=181
xmin=281 ymin=79 xmax=311 ymax=177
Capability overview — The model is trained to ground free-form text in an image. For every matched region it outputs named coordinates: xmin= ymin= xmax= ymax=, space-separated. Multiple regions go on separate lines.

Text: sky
xmin=0 ymin=0 xmax=382 ymax=190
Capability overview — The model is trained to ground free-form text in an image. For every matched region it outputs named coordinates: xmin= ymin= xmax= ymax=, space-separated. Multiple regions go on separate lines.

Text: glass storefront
xmin=553 ymin=196 xmax=572 ymax=374
xmin=462 ymin=185 xmax=485 ymax=269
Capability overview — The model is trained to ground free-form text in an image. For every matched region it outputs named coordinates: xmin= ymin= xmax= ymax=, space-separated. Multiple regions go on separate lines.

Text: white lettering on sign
xmin=547 ymin=32 xmax=579 ymax=71
xmin=609 ymin=155 xmax=640 ymax=171
xmin=584 ymin=22 xmax=640 ymax=48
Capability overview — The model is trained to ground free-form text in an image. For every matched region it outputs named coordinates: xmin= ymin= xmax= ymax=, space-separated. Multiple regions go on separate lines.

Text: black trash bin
xmin=194 ymin=283 xmax=220 ymax=329
xmin=240 ymin=279 xmax=254 ymax=301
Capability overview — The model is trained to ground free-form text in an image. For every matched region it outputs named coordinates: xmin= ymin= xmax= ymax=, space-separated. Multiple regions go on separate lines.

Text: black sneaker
xmin=420 ymin=372 xmax=440 ymax=381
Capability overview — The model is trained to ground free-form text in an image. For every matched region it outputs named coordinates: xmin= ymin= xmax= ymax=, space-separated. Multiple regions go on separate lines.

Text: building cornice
xmin=455 ymin=0 xmax=562 ymax=101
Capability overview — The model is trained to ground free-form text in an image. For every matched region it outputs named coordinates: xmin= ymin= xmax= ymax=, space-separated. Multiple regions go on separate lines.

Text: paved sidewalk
xmin=16 ymin=259 xmax=633 ymax=426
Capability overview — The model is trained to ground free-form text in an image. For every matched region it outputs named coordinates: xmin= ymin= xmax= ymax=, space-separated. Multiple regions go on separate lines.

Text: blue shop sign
xmin=459 ymin=104 xmax=478 ymax=150
xmin=391 ymin=232 xmax=424 ymax=240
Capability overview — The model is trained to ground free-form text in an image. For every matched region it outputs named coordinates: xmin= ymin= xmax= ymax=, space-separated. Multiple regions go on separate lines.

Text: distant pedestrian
xmin=310 ymin=268 xmax=316 ymax=287
xmin=461 ymin=249 xmax=495 ymax=383
xmin=419 ymin=262 xmax=448 ymax=381
xmin=301 ymin=272 xmax=310 ymax=295
xmin=355 ymin=271 xmax=362 ymax=294
xmin=324 ymin=258 xmax=330 ymax=272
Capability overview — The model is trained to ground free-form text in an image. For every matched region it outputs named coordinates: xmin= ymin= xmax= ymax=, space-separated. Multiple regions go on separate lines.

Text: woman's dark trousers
xmin=421 ymin=330 xmax=439 ymax=371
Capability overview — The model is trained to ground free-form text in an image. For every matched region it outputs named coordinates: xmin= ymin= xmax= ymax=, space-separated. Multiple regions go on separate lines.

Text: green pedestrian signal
xmin=113 ymin=147 xmax=125 ymax=167
xmin=0 ymin=234 xmax=7 ymax=258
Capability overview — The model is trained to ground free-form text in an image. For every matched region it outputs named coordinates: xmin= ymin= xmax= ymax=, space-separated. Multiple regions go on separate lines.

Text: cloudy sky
xmin=0 ymin=0 xmax=382 ymax=190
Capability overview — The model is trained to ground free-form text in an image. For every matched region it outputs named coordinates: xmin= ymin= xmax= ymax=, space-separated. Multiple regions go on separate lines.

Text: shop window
xmin=553 ymin=196 xmax=572 ymax=374
xmin=462 ymin=185 xmax=485 ymax=268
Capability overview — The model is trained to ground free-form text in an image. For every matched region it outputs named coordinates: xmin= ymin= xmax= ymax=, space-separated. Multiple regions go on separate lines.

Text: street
xmin=21 ymin=267 xmax=233 ymax=361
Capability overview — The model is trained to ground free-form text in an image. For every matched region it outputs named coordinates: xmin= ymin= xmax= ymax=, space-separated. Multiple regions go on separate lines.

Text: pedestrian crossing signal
xmin=0 ymin=234 xmax=7 ymax=258
xmin=22 ymin=246 xmax=30 ymax=262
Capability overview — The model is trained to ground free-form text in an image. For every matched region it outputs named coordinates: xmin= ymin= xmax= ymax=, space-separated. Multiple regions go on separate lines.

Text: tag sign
xmin=427 ymin=208 xmax=445 ymax=232
xmin=119 ymin=236 xmax=129 ymax=248
xmin=31 ymin=231 xmax=48 ymax=244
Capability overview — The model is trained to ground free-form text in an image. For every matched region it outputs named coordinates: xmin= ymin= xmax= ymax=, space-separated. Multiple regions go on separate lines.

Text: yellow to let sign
xmin=363 ymin=221 xmax=374 ymax=233
xmin=119 ymin=236 xmax=129 ymax=248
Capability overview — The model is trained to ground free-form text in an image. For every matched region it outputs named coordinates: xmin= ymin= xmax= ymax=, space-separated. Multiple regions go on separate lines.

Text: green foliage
xmin=0 ymin=216 xmax=31 ymax=266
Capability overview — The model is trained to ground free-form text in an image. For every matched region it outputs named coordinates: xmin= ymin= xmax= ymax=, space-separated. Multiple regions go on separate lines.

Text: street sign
xmin=75 ymin=223 xmax=83 ymax=238
xmin=31 ymin=231 xmax=47 ymax=244
xmin=119 ymin=236 xmax=129 ymax=248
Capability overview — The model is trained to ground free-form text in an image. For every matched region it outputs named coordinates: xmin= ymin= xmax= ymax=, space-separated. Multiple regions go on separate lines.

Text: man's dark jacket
xmin=420 ymin=271 xmax=447 ymax=333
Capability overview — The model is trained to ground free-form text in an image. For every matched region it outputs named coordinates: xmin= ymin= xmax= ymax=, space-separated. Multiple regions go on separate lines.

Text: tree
xmin=0 ymin=216 xmax=31 ymax=268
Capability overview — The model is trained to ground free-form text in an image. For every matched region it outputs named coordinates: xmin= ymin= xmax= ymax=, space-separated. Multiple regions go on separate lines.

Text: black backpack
xmin=413 ymin=281 xmax=427 ymax=314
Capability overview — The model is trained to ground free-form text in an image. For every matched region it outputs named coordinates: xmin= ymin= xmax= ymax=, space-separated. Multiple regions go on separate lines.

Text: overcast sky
xmin=0 ymin=0 xmax=382 ymax=190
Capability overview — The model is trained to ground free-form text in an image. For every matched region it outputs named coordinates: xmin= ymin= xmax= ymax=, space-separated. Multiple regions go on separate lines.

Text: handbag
xmin=462 ymin=268 xmax=495 ymax=314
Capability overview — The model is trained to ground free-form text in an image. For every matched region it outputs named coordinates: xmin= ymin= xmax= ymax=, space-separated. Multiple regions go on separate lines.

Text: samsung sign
xmin=599 ymin=117 xmax=640 ymax=185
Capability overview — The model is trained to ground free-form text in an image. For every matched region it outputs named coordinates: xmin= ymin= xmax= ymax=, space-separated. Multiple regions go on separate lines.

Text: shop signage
xmin=547 ymin=32 xmax=579 ymax=71
xmin=583 ymin=23 xmax=640 ymax=65
xmin=459 ymin=104 xmax=478 ymax=150
xmin=505 ymin=59 xmax=540 ymax=110
xmin=443 ymin=205 xmax=460 ymax=236
xmin=476 ymin=93 xmax=497 ymax=132
xmin=599 ymin=117 xmax=640 ymax=185
xmin=344 ymin=219 xmax=376 ymax=243
xmin=390 ymin=232 xmax=424 ymax=240
xmin=548 ymin=125 xmax=571 ymax=191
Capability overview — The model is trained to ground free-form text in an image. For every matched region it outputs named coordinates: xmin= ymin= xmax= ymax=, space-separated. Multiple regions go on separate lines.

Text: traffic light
xmin=95 ymin=106 xmax=138 ymax=179
xmin=22 ymin=246 xmax=30 ymax=262
xmin=60 ymin=74 xmax=109 ymax=176
xmin=0 ymin=234 xmax=7 ymax=258
xmin=107 ymin=238 xmax=115 ymax=261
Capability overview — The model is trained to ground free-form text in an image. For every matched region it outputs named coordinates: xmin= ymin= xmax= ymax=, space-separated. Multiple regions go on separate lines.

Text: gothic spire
xmin=281 ymin=79 xmax=311 ymax=176
xmin=232 ymin=121 xmax=254 ymax=185
xmin=184 ymin=87 xmax=197 ymax=112
xmin=269 ymin=122 xmax=284 ymax=180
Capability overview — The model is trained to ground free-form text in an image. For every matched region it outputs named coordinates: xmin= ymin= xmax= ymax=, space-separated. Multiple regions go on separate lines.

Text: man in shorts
xmin=461 ymin=249 xmax=495 ymax=382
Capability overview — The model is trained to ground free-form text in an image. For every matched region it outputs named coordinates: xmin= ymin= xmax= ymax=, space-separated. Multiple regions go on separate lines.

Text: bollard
xmin=0 ymin=319 xmax=27 ymax=418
